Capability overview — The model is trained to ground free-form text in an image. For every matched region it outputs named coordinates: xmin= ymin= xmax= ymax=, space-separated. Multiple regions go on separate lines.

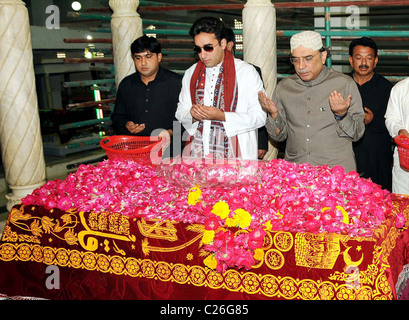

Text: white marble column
xmin=109 ymin=0 xmax=143 ymax=88
xmin=0 ymin=0 xmax=46 ymax=210
xmin=243 ymin=0 xmax=278 ymax=160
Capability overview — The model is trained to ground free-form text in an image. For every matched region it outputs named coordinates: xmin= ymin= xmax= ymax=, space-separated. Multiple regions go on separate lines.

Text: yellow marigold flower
xmin=263 ymin=220 xmax=272 ymax=231
xmin=234 ymin=208 xmax=252 ymax=229
xmin=336 ymin=205 xmax=349 ymax=224
xmin=276 ymin=210 xmax=283 ymax=219
xmin=202 ymin=230 xmax=215 ymax=245
xmin=187 ymin=186 xmax=201 ymax=205
xmin=203 ymin=254 xmax=217 ymax=270
xmin=253 ymin=248 xmax=264 ymax=261
xmin=225 ymin=216 xmax=239 ymax=228
xmin=211 ymin=201 xmax=230 ymax=220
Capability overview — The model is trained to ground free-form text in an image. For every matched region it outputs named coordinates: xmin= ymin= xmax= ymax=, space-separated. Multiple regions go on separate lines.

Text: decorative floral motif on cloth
xmin=1 ymin=159 xmax=409 ymax=299
xmin=0 ymin=198 xmax=408 ymax=300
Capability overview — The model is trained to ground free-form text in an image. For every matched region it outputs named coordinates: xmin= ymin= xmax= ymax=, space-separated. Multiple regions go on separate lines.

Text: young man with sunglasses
xmin=111 ymin=35 xmax=182 ymax=156
xmin=175 ymin=17 xmax=266 ymax=160
xmin=258 ymin=30 xmax=365 ymax=173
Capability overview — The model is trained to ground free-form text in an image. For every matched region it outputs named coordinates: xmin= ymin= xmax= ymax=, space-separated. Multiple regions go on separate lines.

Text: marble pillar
xmin=243 ymin=0 xmax=278 ymax=160
xmin=109 ymin=0 xmax=143 ymax=88
xmin=0 ymin=0 xmax=46 ymax=211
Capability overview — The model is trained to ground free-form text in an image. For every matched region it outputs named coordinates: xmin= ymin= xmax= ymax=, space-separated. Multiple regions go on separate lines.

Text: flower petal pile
xmin=156 ymin=156 xmax=262 ymax=188
xmin=199 ymin=199 xmax=266 ymax=273
xmin=21 ymin=158 xmax=405 ymax=271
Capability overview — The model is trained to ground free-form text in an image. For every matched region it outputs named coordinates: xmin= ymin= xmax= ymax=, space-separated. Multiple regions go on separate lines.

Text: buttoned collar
xmin=131 ymin=66 xmax=165 ymax=84
xmin=206 ymin=61 xmax=223 ymax=72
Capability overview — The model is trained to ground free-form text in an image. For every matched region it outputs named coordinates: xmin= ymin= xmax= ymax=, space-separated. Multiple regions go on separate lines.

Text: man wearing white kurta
xmin=176 ymin=17 xmax=266 ymax=160
xmin=385 ymin=77 xmax=409 ymax=195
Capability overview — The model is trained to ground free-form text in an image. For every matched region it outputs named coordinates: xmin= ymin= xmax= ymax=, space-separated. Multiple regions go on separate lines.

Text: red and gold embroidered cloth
xmin=1 ymin=195 xmax=409 ymax=300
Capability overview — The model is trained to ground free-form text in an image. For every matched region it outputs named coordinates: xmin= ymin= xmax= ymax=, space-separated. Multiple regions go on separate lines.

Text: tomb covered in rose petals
xmin=1 ymin=158 xmax=409 ymax=300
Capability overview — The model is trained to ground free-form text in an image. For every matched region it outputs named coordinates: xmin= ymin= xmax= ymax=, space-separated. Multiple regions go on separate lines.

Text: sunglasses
xmin=193 ymin=43 xmax=219 ymax=54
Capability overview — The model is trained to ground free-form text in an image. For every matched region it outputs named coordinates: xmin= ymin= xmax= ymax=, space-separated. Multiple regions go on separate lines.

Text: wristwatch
xmin=334 ymin=112 xmax=347 ymax=121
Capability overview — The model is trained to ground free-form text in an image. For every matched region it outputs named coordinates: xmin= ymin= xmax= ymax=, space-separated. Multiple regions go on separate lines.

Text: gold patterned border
xmin=0 ymin=242 xmax=392 ymax=300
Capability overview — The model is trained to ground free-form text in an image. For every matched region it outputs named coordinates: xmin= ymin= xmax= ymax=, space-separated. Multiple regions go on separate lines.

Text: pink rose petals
xmin=21 ymin=158 xmax=404 ymax=244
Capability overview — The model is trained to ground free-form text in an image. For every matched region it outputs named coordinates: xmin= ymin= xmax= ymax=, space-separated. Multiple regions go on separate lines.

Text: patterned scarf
xmin=186 ymin=49 xmax=240 ymax=159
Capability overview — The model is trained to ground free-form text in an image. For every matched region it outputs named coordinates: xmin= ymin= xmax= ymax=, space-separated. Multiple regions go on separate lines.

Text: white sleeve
xmin=223 ymin=62 xmax=267 ymax=138
xmin=385 ymin=82 xmax=405 ymax=138
xmin=175 ymin=65 xmax=199 ymax=136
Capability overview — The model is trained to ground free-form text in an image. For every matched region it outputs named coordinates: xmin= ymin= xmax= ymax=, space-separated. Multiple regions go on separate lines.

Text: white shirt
xmin=176 ymin=58 xmax=266 ymax=160
xmin=385 ymin=77 xmax=409 ymax=195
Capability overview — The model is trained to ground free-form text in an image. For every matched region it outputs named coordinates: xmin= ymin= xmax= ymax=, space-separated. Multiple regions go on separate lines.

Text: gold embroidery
xmin=343 ymin=246 xmax=364 ymax=267
xmin=140 ymin=223 xmax=204 ymax=256
xmin=299 ymin=280 xmax=318 ymax=300
xmin=329 ymin=210 xmax=409 ymax=288
xmin=260 ymin=275 xmax=279 ymax=296
xmin=137 ymin=218 xmax=179 ymax=242
xmin=295 ymin=233 xmax=341 ymax=269
xmin=112 ymin=240 xmax=126 ymax=256
xmin=5 ymin=206 xmax=78 ymax=245
xmin=78 ymin=211 xmax=135 ymax=252
xmin=141 ymin=233 xmax=203 ymax=256
xmin=1 ymin=226 xmax=21 ymax=243
xmin=156 ymin=262 xmax=172 ymax=281
xmin=265 ymin=249 xmax=285 ymax=270
xmin=273 ymin=232 xmax=293 ymax=252
xmin=2 ymin=203 xmax=407 ymax=300
xmin=242 ymin=274 xmax=259 ymax=293
xmin=0 ymin=242 xmax=395 ymax=300
xmin=207 ymin=270 xmax=224 ymax=289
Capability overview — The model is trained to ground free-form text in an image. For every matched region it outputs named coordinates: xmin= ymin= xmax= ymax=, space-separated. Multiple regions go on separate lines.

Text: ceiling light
xmin=71 ymin=1 xmax=81 ymax=11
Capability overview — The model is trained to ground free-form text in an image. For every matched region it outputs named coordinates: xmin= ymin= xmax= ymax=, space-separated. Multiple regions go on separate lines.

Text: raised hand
xmin=258 ymin=91 xmax=278 ymax=119
xmin=329 ymin=90 xmax=351 ymax=116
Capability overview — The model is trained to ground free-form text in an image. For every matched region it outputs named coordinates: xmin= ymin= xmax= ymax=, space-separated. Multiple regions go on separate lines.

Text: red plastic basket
xmin=394 ymin=134 xmax=409 ymax=170
xmin=100 ymin=135 xmax=164 ymax=166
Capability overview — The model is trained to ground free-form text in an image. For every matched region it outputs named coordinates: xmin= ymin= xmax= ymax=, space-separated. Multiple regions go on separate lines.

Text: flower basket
xmin=394 ymin=135 xmax=409 ymax=170
xmin=100 ymin=135 xmax=163 ymax=166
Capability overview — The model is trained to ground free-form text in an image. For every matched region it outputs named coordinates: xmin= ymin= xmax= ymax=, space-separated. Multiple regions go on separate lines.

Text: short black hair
xmin=189 ymin=16 xmax=226 ymax=42
xmin=131 ymin=35 xmax=161 ymax=55
xmin=223 ymin=27 xmax=235 ymax=44
xmin=349 ymin=37 xmax=378 ymax=57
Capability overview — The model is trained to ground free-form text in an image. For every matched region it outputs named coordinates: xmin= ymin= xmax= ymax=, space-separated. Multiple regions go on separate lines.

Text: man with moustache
xmin=349 ymin=37 xmax=393 ymax=191
xmin=111 ymin=35 xmax=182 ymax=156
xmin=258 ymin=30 xmax=365 ymax=173
xmin=176 ymin=17 xmax=266 ymax=160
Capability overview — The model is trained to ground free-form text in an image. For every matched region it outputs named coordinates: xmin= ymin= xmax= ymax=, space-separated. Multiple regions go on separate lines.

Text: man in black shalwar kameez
xmin=349 ymin=37 xmax=393 ymax=191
